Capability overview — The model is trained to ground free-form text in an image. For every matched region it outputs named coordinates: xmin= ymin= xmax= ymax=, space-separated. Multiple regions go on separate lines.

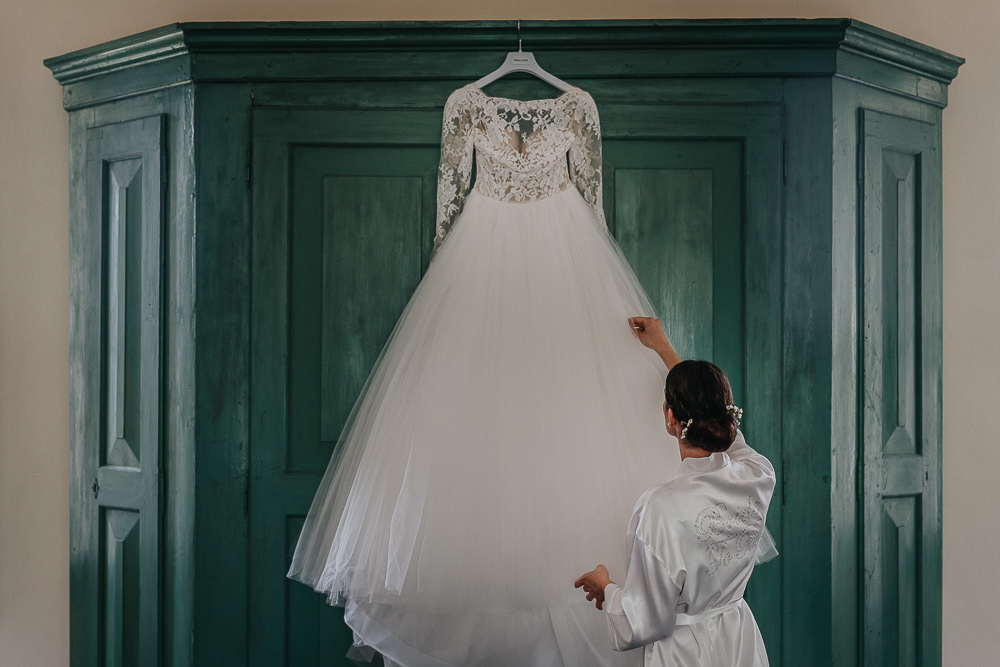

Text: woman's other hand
xmin=628 ymin=317 xmax=681 ymax=370
xmin=575 ymin=564 xmax=613 ymax=610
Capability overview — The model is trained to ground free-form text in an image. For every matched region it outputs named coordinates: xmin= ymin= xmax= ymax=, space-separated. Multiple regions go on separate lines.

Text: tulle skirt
xmin=287 ymin=187 xmax=681 ymax=666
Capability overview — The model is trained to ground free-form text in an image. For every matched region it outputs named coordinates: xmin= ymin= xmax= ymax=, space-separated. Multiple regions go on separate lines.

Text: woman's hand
xmin=575 ymin=564 xmax=613 ymax=610
xmin=628 ymin=317 xmax=681 ymax=370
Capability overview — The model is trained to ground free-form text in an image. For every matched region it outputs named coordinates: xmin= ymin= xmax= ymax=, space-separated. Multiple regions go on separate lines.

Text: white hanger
xmin=474 ymin=20 xmax=574 ymax=93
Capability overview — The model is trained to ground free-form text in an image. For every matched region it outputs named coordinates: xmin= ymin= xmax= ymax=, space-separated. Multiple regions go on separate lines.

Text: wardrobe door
xmin=72 ymin=115 xmax=165 ymax=667
xmin=602 ymin=100 xmax=784 ymax=660
xmin=249 ymin=107 xmax=439 ymax=666
xmin=858 ymin=109 xmax=942 ymax=667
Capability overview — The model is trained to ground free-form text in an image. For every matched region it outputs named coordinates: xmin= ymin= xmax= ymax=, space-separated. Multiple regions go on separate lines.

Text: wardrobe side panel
xmin=81 ymin=86 xmax=197 ymax=667
xmin=781 ymin=79 xmax=837 ymax=667
xmin=858 ymin=108 xmax=942 ymax=667
xmin=828 ymin=77 xmax=945 ymax=667
xmin=73 ymin=112 xmax=165 ymax=667
xmin=191 ymin=82 xmax=253 ymax=667
xmin=69 ymin=104 xmax=98 ymax=667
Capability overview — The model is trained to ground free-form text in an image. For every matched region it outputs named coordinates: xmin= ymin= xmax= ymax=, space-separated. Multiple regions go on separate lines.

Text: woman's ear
xmin=665 ymin=406 xmax=678 ymax=437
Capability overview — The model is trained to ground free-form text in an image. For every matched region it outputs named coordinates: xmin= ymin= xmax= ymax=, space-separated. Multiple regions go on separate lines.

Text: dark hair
xmin=663 ymin=360 xmax=737 ymax=453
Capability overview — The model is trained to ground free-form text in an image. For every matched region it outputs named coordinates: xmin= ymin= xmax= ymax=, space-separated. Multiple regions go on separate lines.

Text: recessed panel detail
xmin=880 ymin=151 xmax=920 ymax=456
xmin=286 ymin=147 xmax=428 ymax=474
xmin=102 ymin=159 xmax=144 ymax=469
xmin=101 ymin=508 xmax=141 ymax=667
xmin=615 ymin=168 xmax=714 ymax=361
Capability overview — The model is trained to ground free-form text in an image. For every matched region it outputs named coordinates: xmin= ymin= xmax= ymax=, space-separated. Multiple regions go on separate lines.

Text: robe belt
xmin=675 ymin=598 xmax=745 ymax=626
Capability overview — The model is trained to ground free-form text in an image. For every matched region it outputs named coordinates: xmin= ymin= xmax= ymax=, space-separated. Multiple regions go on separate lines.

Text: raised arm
xmin=433 ymin=88 xmax=475 ymax=254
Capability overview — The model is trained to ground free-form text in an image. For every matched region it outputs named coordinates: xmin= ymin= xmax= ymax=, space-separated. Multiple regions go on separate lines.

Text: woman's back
xmin=604 ymin=430 xmax=775 ymax=667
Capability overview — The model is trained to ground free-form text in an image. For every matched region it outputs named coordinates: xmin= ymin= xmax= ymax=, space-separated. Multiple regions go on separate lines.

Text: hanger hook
xmin=517 ymin=19 xmax=522 ymax=52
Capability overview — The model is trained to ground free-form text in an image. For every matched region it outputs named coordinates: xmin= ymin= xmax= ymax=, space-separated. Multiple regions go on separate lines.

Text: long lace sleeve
xmin=434 ymin=89 xmax=475 ymax=254
xmin=567 ymin=92 xmax=607 ymax=228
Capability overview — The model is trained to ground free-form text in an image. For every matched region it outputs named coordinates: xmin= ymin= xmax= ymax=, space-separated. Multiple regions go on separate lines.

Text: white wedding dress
xmin=287 ymin=83 xmax=684 ymax=666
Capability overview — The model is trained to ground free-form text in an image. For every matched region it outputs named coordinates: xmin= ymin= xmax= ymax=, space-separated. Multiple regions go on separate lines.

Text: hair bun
xmin=664 ymin=360 xmax=737 ymax=453
xmin=682 ymin=417 xmax=737 ymax=452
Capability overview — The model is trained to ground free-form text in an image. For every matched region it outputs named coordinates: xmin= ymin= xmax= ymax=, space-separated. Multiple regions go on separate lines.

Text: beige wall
xmin=1 ymin=1 xmax=994 ymax=664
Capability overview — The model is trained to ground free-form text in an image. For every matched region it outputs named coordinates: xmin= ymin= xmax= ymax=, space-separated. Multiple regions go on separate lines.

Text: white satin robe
xmin=602 ymin=431 xmax=775 ymax=666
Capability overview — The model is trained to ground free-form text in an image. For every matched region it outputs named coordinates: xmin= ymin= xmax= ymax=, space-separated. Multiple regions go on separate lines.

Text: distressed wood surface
xmin=859 ymin=109 xmax=941 ymax=667
xmin=74 ymin=114 xmax=165 ymax=667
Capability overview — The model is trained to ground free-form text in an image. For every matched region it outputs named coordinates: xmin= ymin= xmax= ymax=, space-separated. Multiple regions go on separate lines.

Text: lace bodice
xmin=434 ymin=83 xmax=605 ymax=252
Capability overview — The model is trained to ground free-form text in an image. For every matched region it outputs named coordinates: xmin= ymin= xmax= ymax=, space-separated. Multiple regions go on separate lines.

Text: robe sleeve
xmin=726 ymin=429 xmax=754 ymax=461
xmin=567 ymin=92 xmax=607 ymax=229
xmin=603 ymin=533 xmax=683 ymax=651
xmin=433 ymin=88 xmax=475 ymax=254
xmin=727 ymin=429 xmax=780 ymax=564
xmin=726 ymin=430 xmax=776 ymax=479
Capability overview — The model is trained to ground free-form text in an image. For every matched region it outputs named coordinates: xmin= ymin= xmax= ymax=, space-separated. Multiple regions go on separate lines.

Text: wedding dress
xmin=288 ymin=82 xmax=693 ymax=666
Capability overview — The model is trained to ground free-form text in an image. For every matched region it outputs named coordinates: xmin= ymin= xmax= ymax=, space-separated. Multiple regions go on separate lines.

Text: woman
xmin=575 ymin=316 xmax=775 ymax=667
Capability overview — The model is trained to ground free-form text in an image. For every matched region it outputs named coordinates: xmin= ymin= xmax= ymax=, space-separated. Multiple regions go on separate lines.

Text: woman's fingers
xmin=577 ymin=567 xmax=611 ymax=610
xmin=628 ymin=316 xmax=651 ymax=333
xmin=628 ymin=317 xmax=648 ymax=341
xmin=628 ymin=316 xmax=664 ymax=337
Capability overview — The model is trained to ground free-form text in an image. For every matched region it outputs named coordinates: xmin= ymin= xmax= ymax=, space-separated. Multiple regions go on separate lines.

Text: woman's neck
xmin=679 ymin=442 xmax=712 ymax=460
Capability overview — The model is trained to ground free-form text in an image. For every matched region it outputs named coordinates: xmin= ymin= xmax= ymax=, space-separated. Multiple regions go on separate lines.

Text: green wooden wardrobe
xmin=45 ymin=19 xmax=962 ymax=667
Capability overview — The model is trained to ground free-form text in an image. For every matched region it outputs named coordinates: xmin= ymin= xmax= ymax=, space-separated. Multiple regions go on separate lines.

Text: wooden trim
xmin=45 ymin=20 xmax=963 ymax=91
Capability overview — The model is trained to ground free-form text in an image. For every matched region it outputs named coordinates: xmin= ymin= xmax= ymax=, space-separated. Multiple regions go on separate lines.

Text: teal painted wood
xmin=608 ymin=141 xmax=738 ymax=362
xmin=67 ymin=103 xmax=93 ymax=667
xmin=74 ymin=114 xmax=165 ymax=667
xmin=780 ymin=77 xmax=837 ymax=667
xmin=44 ymin=20 xmax=963 ymax=110
xmin=249 ymin=106 xmax=440 ymax=665
xmin=46 ymin=20 xmax=961 ymax=667
xmin=190 ymin=83 xmax=253 ymax=667
xmin=828 ymin=77 xmax=947 ymax=667
xmin=73 ymin=86 xmax=198 ymax=667
xmin=859 ymin=109 xmax=941 ymax=666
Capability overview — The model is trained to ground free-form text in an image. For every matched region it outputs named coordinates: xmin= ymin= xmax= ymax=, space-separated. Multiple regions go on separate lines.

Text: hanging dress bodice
xmin=434 ymin=84 xmax=606 ymax=251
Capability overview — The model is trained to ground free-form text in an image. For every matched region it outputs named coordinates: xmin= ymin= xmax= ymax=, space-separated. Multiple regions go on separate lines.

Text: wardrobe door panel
xmin=859 ymin=109 xmax=942 ymax=667
xmin=250 ymin=107 xmax=439 ymax=666
xmin=73 ymin=115 xmax=165 ymax=667
xmin=607 ymin=141 xmax=743 ymax=378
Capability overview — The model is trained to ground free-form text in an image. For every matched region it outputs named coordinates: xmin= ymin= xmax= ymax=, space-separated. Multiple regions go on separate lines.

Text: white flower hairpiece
xmin=681 ymin=418 xmax=693 ymax=440
xmin=725 ymin=404 xmax=743 ymax=426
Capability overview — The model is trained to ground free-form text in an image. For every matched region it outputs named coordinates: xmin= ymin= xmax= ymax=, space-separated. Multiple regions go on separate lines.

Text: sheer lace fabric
xmin=434 ymin=84 xmax=605 ymax=252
